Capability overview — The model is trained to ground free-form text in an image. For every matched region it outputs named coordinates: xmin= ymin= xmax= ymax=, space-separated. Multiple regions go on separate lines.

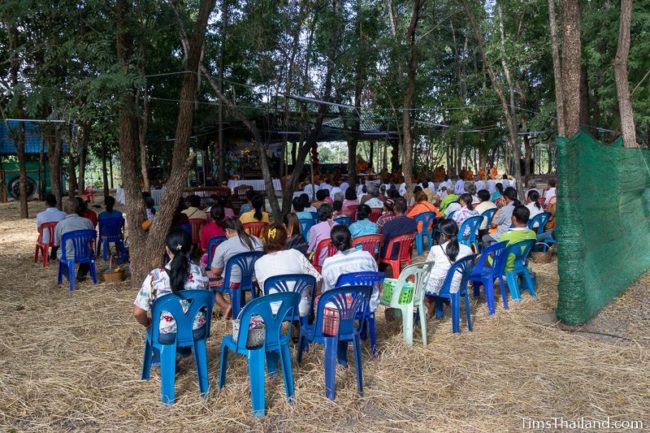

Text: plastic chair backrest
xmin=206 ymin=236 xmax=227 ymax=270
xmin=414 ymin=212 xmax=435 ymax=234
xmin=234 ymin=292 xmax=300 ymax=351
xmin=335 ymin=271 xmax=385 ymax=292
xmin=481 ymin=208 xmax=497 ymax=228
xmin=299 ymin=218 xmax=315 ymax=236
xmin=263 ymin=274 xmax=317 ymax=319
xmin=313 ymin=286 xmax=372 ymax=339
xmin=99 ymin=217 xmax=124 ymax=240
xmin=381 ymin=233 xmax=415 ymax=262
xmin=504 ymin=239 xmax=535 ymax=268
xmin=37 ymin=221 xmax=58 ymax=247
xmin=392 ymin=262 xmax=433 ymax=306
xmin=528 ymin=212 xmax=551 ymax=234
xmin=458 ymin=216 xmax=483 ymax=243
xmin=446 ymin=211 xmax=456 ymax=220
xmin=351 ymin=234 xmax=383 ymax=258
xmin=151 ymin=290 xmax=213 ymax=346
xmin=334 ymin=216 xmax=352 ymax=226
xmin=235 ymin=185 xmax=252 ymax=198
xmin=368 ymin=208 xmax=382 ymax=223
xmin=345 ymin=205 xmax=359 ymax=221
xmin=309 ymin=212 xmax=319 ymax=224
xmin=313 ymin=238 xmax=337 ymax=267
xmin=243 ymin=222 xmax=268 ymax=237
xmin=189 ymin=218 xmax=205 ymax=244
xmin=437 ymin=254 xmax=476 ymax=296
xmin=60 ymin=229 xmax=96 ymax=262
xmin=473 ymin=241 xmax=508 ymax=274
xmin=223 ymin=251 xmax=264 ymax=291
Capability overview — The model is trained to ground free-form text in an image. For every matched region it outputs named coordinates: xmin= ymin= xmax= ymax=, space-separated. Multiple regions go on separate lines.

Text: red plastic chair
xmin=35 ymin=221 xmax=58 ymax=267
xmin=368 ymin=208 xmax=382 ymax=223
xmin=312 ymin=238 xmax=338 ymax=272
xmin=189 ymin=218 xmax=206 ymax=249
xmin=351 ymin=234 xmax=383 ymax=260
xmin=344 ymin=204 xmax=359 ymax=222
xmin=379 ymin=233 xmax=415 ymax=278
xmin=243 ymin=222 xmax=268 ymax=237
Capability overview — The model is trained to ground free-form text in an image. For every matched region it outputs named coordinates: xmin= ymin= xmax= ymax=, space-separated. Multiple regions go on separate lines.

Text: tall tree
xmin=613 ymin=0 xmax=637 ymax=147
xmin=548 ymin=0 xmax=566 ymax=136
xmin=560 ymin=0 xmax=582 ymax=136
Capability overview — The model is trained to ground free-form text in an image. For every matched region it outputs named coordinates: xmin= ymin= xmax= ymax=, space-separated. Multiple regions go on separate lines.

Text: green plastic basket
xmin=381 ymin=278 xmax=414 ymax=305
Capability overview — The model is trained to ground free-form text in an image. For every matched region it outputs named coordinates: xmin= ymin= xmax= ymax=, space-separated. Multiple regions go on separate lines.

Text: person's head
xmin=356 ymin=204 xmax=371 ymax=221
xmin=210 ymin=205 xmax=225 ymax=225
xmin=503 ymin=186 xmax=518 ymax=203
xmin=165 ymin=228 xmax=192 ymax=293
xmin=388 ymin=188 xmax=400 ymax=199
xmin=330 ymin=224 xmax=352 ymax=252
xmin=261 ymin=223 xmax=287 ymax=253
xmin=318 ymin=203 xmax=333 ymax=222
xmin=345 ymin=188 xmax=357 ymax=201
xmin=333 ymin=200 xmax=343 ymax=212
xmin=414 ymin=191 xmax=427 ymax=203
xmin=316 ymin=189 xmax=328 ymax=202
xmin=245 ymin=189 xmax=255 ymax=202
xmin=223 ymin=217 xmax=256 ymax=249
xmin=175 ymin=197 xmax=186 ymax=213
xmin=549 ymin=178 xmax=557 ymax=188
xmin=251 ymin=194 xmax=265 ymax=221
xmin=502 ymin=174 xmax=508 ymax=180
xmin=466 ymin=183 xmax=477 ymax=196
xmin=394 ymin=197 xmax=407 ymax=215
xmin=63 ymin=197 xmax=79 ymax=214
xmin=299 ymin=193 xmax=310 ymax=206
xmin=477 ymin=189 xmax=490 ymax=203
xmin=512 ymin=205 xmax=530 ymax=227
xmin=144 ymin=196 xmax=155 ymax=210
xmin=216 ymin=196 xmax=230 ymax=209
xmin=104 ymin=196 xmax=115 ymax=212
xmin=76 ymin=197 xmax=88 ymax=214
xmin=284 ymin=213 xmax=301 ymax=237
xmin=188 ymin=195 xmax=201 ymax=209
xmin=459 ymin=193 xmax=474 ymax=210
xmin=413 ymin=185 xmax=423 ymax=194
xmin=438 ymin=219 xmax=460 ymax=262
xmin=495 ymin=183 xmax=504 ymax=193
xmin=527 ymin=190 xmax=541 ymax=209
xmin=45 ymin=193 xmax=57 ymax=208
xmin=292 ymin=196 xmax=305 ymax=212
xmin=421 ymin=181 xmax=428 ymax=190
xmin=383 ymin=198 xmax=395 ymax=213
xmin=444 ymin=175 xmax=449 ymax=182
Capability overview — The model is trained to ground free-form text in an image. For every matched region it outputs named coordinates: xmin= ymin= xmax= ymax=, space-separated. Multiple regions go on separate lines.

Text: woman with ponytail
xmin=239 ymin=194 xmax=269 ymax=224
xmin=133 ymin=228 xmax=209 ymax=335
xmin=452 ymin=193 xmax=480 ymax=237
xmin=423 ymin=220 xmax=473 ymax=318
xmin=525 ymin=189 xmax=543 ymax=227
xmin=210 ymin=218 xmax=263 ymax=317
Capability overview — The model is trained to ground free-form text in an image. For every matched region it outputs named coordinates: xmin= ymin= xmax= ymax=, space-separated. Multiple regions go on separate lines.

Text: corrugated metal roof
xmin=0 ymin=121 xmax=69 ymax=155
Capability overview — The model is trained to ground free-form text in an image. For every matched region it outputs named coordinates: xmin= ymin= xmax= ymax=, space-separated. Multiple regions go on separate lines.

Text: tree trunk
xmin=16 ymin=121 xmax=28 ymax=218
xmin=613 ymin=0 xmax=637 ymax=147
xmin=548 ymin=0 xmax=566 ymax=136
xmin=560 ymin=0 xmax=582 ymax=136
xmin=580 ymin=64 xmax=590 ymax=129
xmin=139 ymin=85 xmax=151 ymax=191
xmin=78 ymin=124 xmax=89 ymax=193
xmin=401 ymin=0 xmax=423 ymax=200
xmin=48 ymin=127 xmax=63 ymax=209
xmin=67 ymin=152 xmax=77 ymax=198
xmin=102 ymin=142 xmax=110 ymax=199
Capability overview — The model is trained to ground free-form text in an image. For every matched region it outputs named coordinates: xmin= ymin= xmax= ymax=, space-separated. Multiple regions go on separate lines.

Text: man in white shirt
xmin=36 ymin=193 xmax=66 ymax=258
xmin=487 ymin=179 xmax=497 ymax=193
xmin=454 ymin=178 xmax=465 ymax=194
xmin=339 ymin=181 xmax=349 ymax=196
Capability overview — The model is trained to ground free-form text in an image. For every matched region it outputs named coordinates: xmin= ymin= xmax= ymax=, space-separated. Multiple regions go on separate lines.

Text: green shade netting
xmin=556 ymin=130 xmax=650 ymax=325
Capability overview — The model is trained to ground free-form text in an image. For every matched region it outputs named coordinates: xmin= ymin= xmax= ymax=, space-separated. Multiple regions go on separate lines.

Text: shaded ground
xmin=0 ymin=200 xmax=648 ymax=433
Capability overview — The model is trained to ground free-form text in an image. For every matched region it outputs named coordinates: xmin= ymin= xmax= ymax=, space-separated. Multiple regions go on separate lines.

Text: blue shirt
xmin=99 ymin=210 xmax=123 ymax=221
xmin=349 ymin=219 xmax=379 ymax=238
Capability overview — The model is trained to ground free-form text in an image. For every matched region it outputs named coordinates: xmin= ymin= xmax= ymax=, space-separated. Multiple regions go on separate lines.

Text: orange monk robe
xmin=490 ymin=167 xmax=498 ymax=180
xmin=465 ymin=169 xmax=474 ymax=180
xmin=478 ymin=168 xmax=486 ymax=180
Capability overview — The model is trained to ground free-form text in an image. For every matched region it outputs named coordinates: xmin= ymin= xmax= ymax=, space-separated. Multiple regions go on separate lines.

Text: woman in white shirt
xmin=423 ymin=220 xmax=473 ymax=318
xmin=525 ymin=190 xmax=544 ymax=227
xmin=255 ymin=223 xmax=322 ymax=317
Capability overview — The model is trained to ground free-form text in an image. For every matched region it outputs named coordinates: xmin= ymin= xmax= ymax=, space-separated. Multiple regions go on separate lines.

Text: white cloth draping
xmin=227 ymin=179 xmax=282 ymax=191
xmin=116 ymin=187 xmax=125 ymax=204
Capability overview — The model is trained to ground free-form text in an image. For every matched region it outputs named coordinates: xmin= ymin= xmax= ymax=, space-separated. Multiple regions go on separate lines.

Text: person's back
xmin=307 ymin=204 xmax=335 ymax=266
xmin=439 ymin=193 xmax=459 ymax=213
xmin=200 ymin=206 xmax=227 ymax=251
xmin=475 ymin=190 xmax=497 ymax=230
xmin=37 ymin=194 xmax=66 ymax=244
xmin=211 ymin=233 xmax=262 ymax=282
xmin=500 ymin=205 xmax=536 ymax=272
xmin=239 ymin=193 xmax=270 ymax=224
xmin=380 ymin=197 xmax=417 ymax=259
xmin=182 ymin=195 xmax=208 ymax=221
xmin=55 ymin=198 xmax=95 ymax=260
xmin=98 ymin=196 xmax=122 ymax=222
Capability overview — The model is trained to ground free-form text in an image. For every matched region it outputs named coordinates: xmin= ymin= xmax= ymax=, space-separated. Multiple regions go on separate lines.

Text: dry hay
xmin=0 ymin=200 xmax=648 ymax=433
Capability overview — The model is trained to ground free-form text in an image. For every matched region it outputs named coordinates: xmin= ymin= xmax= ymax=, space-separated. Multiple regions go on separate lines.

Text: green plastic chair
xmin=380 ymin=262 xmax=433 ymax=346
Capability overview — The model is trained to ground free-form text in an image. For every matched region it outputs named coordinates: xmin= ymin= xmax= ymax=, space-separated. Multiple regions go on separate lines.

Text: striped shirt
xmin=321 ymin=248 xmax=379 ymax=311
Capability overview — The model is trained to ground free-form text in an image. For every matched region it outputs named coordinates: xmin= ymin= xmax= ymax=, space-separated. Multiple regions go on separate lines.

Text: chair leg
xmin=68 ymin=261 xmax=76 ymax=291
xmin=337 ymin=340 xmax=349 ymax=367
xmin=368 ymin=313 xmax=377 ymax=356
xmin=43 ymin=246 xmax=49 ymax=267
xmin=324 ymin=337 xmax=338 ymax=400
xmin=352 ymin=334 xmax=364 ymax=396
xmin=391 ymin=263 xmax=399 ymax=279
xmin=418 ymin=305 xmax=428 ymax=346
xmin=506 ymin=272 xmax=521 ymax=301
xmin=416 ymin=235 xmax=423 ymax=256
xmin=499 ymin=276 xmax=509 ymax=310
xmin=266 ymin=350 xmax=279 ymax=376
xmin=296 ymin=333 xmax=305 ymax=364
xmin=160 ymin=345 xmax=177 ymax=405
xmin=464 ymin=292 xmax=473 ymax=331
xmin=57 ymin=262 xmax=64 ymax=285
xmin=522 ymin=269 xmax=536 ymax=297
xmin=279 ymin=344 xmax=295 ymax=402
xmin=218 ymin=342 xmax=229 ymax=388
xmin=248 ymin=348 xmax=266 ymax=417
xmin=34 ymin=245 xmax=40 ymax=264
xmin=89 ymin=262 xmax=97 ymax=284
xmin=472 ymin=279 xmax=481 ymax=298
xmin=141 ymin=339 xmax=153 ymax=380
xmin=451 ymin=294 xmax=461 ymax=334
xmin=434 ymin=298 xmax=445 ymax=320
xmin=483 ymin=277 xmax=495 ymax=316
xmin=231 ymin=290 xmax=241 ymax=319
xmin=402 ymin=305 xmax=414 ymax=346
xmin=193 ymin=340 xmax=209 ymax=396
xmin=102 ymin=240 xmax=109 ymax=261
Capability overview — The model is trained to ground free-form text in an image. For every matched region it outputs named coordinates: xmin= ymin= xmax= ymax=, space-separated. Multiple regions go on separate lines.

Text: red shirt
xmin=81 ymin=209 xmax=98 ymax=227
xmin=200 ymin=221 xmax=226 ymax=251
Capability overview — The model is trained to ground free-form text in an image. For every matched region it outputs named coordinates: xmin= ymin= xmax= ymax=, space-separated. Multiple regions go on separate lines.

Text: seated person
xmin=293 ymin=196 xmax=315 ymax=223
xmin=332 ymin=200 xmax=344 ymax=219
xmin=200 ymin=206 xmax=226 ymax=252
xmin=254 ymin=223 xmax=322 ymax=317
xmin=481 ymin=187 xmax=519 ymax=247
xmin=172 ymin=198 xmax=190 ymax=230
xmin=54 ymin=197 xmax=95 ymax=282
xmin=239 ymin=194 xmax=270 ymax=224
xmin=362 ymin=187 xmax=384 ymax=209
xmin=301 ymin=193 xmax=317 ymax=212
xmin=376 ymin=198 xmax=397 ymax=231
xmin=407 ymin=191 xmax=441 ymax=220
xmin=182 ymin=195 xmax=208 ymax=221
xmin=307 ymin=204 xmax=336 ymax=267
xmin=342 ymin=188 xmax=359 ymax=216
xmin=98 ymin=196 xmax=122 ymax=221
xmin=312 ymin=189 xmax=330 ymax=209
xmin=439 ymin=192 xmax=459 ymax=214
xmin=525 ymin=190 xmax=544 ymax=226
xmin=500 ymin=205 xmax=537 ymax=272
xmin=543 ymin=178 xmax=557 ymax=205
xmin=452 ymin=193 xmax=479 ymax=237
xmin=349 ymin=204 xmax=379 ymax=237
xmin=36 ymin=193 xmax=66 ymax=259
xmin=144 ymin=196 xmax=156 ymax=221
xmin=216 ymin=196 xmax=235 ymax=218
xmin=423 ymin=220 xmax=473 ymax=317
xmin=380 ymin=197 xmax=417 ymax=259
xmin=133 ymin=228 xmax=209 ymax=339
xmin=77 ymin=197 xmax=97 ymax=227
xmin=475 ymin=189 xmax=497 ymax=233
xmin=239 ymin=190 xmax=256 ymax=214
xmin=210 ymin=218 xmax=263 ymax=318
xmin=285 ymin=213 xmax=309 ymax=255
xmin=321 ymin=225 xmax=379 ymax=311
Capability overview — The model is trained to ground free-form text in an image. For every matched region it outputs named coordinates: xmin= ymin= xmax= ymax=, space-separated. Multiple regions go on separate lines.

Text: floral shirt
xmin=134 ymin=263 xmax=209 ymax=334
xmin=452 ymin=206 xmax=480 ymax=237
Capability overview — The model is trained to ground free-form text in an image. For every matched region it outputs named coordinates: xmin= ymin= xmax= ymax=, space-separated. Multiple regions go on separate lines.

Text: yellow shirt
xmin=239 ymin=210 xmax=270 ymax=224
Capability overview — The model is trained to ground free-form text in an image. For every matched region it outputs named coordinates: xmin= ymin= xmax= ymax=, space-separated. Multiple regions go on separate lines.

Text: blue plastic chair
xmin=414 ymin=212 xmax=435 ymax=256
xmin=299 ymin=218 xmax=315 ymax=242
xmin=206 ymin=236 xmax=227 ymax=270
xmin=263 ymin=274 xmax=317 ymax=327
xmin=457 ymin=215 xmax=483 ymax=248
xmin=98 ymin=217 xmax=127 ymax=262
xmin=297 ymin=286 xmax=372 ymax=400
xmin=140 ymin=290 xmax=214 ymax=405
xmin=528 ymin=212 xmax=550 ymax=234
xmin=334 ymin=271 xmax=385 ymax=356
xmin=480 ymin=208 xmax=497 ymax=230
xmin=218 ymin=292 xmax=301 ymax=417
xmin=309 ymin=211 xmax=319 ymax=224
xmin=334 ymin=215 xmax=352 ymax=226
xmin=469 ymin=241 xmax=509 ymax=316
xmin=504 ymin=239 xmax=536 ymax=301
xmin=57 ymin=229 xmax=98 ymax=291
xmin=427 ymin=254 xmax=476 ymax=334
xmin=217 ymin=251 xmax=264 ymax=318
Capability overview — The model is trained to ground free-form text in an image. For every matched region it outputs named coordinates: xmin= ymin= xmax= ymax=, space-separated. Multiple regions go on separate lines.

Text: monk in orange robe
xmin=490 ymin=166 xmax=498 ymax=180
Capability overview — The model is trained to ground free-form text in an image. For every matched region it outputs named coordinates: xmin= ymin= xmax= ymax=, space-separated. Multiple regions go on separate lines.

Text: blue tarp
xmin=0 ymin=121 xmax=69 ymax=155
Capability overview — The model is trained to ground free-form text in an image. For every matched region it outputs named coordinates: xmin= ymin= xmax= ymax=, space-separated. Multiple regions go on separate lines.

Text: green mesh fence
xmin=556 ymin=130 xmax=650 ymax=325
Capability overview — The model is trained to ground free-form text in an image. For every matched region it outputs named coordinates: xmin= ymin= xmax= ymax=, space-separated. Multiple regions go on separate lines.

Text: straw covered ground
xmin=0 ymin=200 xmax=648 ymax=433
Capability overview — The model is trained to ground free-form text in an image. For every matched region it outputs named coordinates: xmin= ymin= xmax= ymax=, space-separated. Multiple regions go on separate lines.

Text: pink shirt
xmin=200 ymin=221 xmax=226 ymax=251
xmin=307 ymin=220 xmax=335 ymax=266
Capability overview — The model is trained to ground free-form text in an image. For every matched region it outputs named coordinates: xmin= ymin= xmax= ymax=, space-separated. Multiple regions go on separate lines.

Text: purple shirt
xmin=307 ymin=220 xmax=334 ymax=266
